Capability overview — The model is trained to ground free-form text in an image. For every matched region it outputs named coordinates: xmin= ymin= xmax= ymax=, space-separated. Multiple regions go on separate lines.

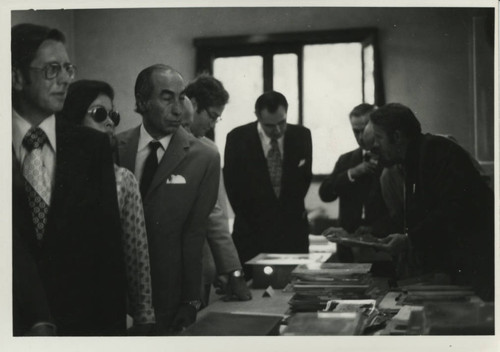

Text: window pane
xmin=213 ymin=56 xmax=263 ymax=166
xmin=363 ymin=44 xmax=375 ymax=104
xmin=273 ymin=53 xmax=299 ymax=124
xmin=303 ymin=43 xmax=363 ymax=175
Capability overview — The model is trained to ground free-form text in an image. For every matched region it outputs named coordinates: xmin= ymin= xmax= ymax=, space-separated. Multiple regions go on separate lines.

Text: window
xmin=195 ymin=29 xmax=384 ymax=175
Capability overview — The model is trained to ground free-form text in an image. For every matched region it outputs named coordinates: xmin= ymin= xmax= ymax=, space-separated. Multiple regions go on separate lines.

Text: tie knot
xmin=149 ymin=140 xmax=162 ymax=152
xmin=23 ymin=127 xmax=48 ymax=151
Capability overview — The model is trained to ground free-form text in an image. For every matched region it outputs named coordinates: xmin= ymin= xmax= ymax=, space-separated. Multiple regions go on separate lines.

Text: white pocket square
xmin=166 ymin=174 xmax=186 ymax=184
xmin=298 ymin=159 xmax=306 ymax=167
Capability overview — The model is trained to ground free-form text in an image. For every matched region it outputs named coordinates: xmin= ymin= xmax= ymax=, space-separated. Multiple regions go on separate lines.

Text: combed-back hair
xmin=254 ymin=91 xmax=288 ymax=116
xmin=370 ymin=103 xmax=422 ymax=141
xmin=184 ymin=74 xmax=229 ymax=112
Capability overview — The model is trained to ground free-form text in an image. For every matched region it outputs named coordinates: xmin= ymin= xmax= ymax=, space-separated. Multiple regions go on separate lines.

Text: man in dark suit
xmin=12 ymin=23 xmax=126 ymax=336
xmin=319 ymin=104 xmax=390 ymax=263
xmin=372 ymin=103 xmax=494 ymax=301
xmin=223 ymin=91 xmax=312 ymax=278
xmin=117 ymin=65 xmax=220 ymax=334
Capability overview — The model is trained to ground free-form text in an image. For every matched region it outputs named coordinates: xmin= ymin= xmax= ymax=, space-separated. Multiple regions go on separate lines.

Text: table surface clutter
xmin=187 ymin=251 xmax=494 ymax=336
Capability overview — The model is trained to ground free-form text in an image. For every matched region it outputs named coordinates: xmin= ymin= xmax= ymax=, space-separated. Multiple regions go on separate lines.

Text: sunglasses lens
xmin=110 ymin=111 xmax=120 ymax=126
xmin=92 ymin=107 xmax=108 ymax=122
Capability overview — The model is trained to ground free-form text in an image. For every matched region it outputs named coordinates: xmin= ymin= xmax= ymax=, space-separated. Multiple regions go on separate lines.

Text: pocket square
xmin=298 ymin=159 xmax=306 ymax=167
xmin=166 ymin=174 xmax=186 ymax=184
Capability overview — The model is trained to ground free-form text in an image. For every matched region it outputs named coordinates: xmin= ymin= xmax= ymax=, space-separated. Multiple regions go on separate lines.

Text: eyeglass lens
xmin=91 ymin=107 xmax=120 ymax=126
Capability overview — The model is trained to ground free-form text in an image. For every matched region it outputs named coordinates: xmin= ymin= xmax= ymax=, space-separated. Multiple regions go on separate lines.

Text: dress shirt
xmin=257 ymin=122 xmax=284 ymax=157
xmin=12 ymin=109 xmax=56 ymax=187
xmin=134 ymin=124 xmax=172 ymax=184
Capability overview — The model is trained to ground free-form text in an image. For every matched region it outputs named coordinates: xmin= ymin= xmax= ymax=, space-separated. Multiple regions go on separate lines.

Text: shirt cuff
xmin=347 ymin=169 xmax=355 ymax=182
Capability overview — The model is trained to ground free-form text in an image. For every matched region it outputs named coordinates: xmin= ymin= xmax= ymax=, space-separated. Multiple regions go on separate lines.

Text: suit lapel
xmin=118 ymin=126 xmax=140 ymax=173
xmin=145 ymin=127 xmax=190 ymax=199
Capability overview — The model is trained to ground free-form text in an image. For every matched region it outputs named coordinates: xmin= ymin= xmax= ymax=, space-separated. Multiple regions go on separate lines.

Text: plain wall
xmin=11 ymin=7 xmax=495 ymax=223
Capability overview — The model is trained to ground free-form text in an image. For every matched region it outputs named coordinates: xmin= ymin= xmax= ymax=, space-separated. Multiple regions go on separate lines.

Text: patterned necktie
xmin=22 ymin=127 xmax=51 ymax=241
xmin=267 ymin=138 xmax=282 ymax=197
xmin=140 ymin=141 xmax=162 ymax=198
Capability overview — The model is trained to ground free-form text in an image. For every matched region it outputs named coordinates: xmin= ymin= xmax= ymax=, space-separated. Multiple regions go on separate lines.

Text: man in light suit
xmin=223 ymin=91 xmax=313 ymax=278
xmin=184 ymin=75 xmax=251 ymax=304
xmin=12 ymin=23 xmax=126 ymax=336
xmin=117 ymin=64 xmax=220 ymax=334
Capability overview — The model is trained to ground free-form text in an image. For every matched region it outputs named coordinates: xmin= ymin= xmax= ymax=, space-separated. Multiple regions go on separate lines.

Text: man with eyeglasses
xmin=223 ymin=91 xmax=313 ymax=278
xmin=184 ymin=75 xmax=252 ymax=306
xmin=12 ymin=24 xmax=126 ymax=336
xmin=117 ymin=65 xmax=220 ymax=334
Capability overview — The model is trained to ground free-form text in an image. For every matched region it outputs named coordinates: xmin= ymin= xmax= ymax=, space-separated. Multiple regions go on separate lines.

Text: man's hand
xmin=224 ymin=274 xmax=252 ymax=301
xmin=378 ymin=233 xmax=409 ymax=255
xmin=349 ymin=161 xmax=377 ymax=179
xmin=171 ymin=303 xmax=197 ymax=333
xmin=322 ymin=227 xmax=352 ymax=244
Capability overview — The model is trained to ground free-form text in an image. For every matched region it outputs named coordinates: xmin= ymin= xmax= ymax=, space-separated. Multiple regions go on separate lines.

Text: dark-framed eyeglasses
xmin=87 ymin=107 xmax=120 ymax=126
xmin=29 ymin=62 xmax=77 ymax=80
xmin=204 ymin=109 xmax=222 ymax=123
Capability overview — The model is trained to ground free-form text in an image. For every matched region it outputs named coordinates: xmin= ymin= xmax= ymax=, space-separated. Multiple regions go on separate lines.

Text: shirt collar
xmin=12 ymin=109 xmax=56 ymax=153
xmin=257 ymin=122 xmax=284 ymax=144
xmin=138 ymin=124 xmax=171 ymax=152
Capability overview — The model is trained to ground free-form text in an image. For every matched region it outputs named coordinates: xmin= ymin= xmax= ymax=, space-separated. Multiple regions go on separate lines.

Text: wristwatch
xmin=230 ymin=269 xmax=243 ymax=278
xmin=183 ymin=300 xmax=202 ymax=310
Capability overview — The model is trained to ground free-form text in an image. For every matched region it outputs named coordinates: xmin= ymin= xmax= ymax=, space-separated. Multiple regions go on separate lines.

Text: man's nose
xmin=171 ymin=99 xmax=182 ymax=116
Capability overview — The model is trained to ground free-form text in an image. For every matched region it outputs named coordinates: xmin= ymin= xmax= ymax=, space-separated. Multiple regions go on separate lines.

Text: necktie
xmin=267 ymin=138 xmax=282 ymax=197
xmin=22 ymin=127 xmax=51 ymax=241
xmin=140 ymin=141 xmax=162 ymax=198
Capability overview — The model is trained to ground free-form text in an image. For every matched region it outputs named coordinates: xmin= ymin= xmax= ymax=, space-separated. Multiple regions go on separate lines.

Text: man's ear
xmin=12 ymin=68 xmax=25 ymax=92
xmin=136 ymin=95 xmax=147 ymax=113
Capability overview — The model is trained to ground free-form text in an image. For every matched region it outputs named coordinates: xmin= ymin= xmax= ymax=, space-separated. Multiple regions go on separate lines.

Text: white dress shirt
xmin=257 ymin=122 xmax=284 ymax=157
xmin=12 ymin=109 xmax=56 ymax=187
xmin=134 ymin=124 xmax=172 ymax=184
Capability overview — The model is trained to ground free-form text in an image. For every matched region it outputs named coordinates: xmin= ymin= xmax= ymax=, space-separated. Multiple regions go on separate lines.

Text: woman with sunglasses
xmin=58 ymin=80 xmax=155 ymax=334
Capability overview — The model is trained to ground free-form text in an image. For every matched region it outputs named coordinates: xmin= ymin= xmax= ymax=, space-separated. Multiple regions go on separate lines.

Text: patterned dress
xmin=114 ymin=165 xmax=155 ymax=325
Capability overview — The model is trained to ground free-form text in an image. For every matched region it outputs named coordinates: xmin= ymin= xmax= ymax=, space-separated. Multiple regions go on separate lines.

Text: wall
xmin=11 ymin=9 xmax=75 ymax=65
xmin=10 ymin=7 xmax=494 ymax=223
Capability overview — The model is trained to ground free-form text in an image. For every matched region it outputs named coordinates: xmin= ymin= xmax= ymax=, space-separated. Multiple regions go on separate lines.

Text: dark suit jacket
xmin=12 ymin=118 xmax=126 ymax=336
xmin=223 ymin=122 xmax=312 ymax=271
xmin=319 ymin=148 xmax=390 ymax=234
xmin=404 ymin=134 xmax=494 ymax=300
xmin=319 ymin=148 xmax=391 ymax=263
xmin=117 ymin=126 xmax=220 ymax=328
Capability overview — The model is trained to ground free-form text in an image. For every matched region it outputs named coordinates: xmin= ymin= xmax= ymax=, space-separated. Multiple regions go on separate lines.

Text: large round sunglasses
xmin=87 ymin=107 xmax=120 ymax=126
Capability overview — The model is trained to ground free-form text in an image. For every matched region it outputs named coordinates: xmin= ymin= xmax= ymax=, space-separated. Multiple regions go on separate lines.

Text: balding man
xmin=117 ymin=65 xmax=220 ymax=334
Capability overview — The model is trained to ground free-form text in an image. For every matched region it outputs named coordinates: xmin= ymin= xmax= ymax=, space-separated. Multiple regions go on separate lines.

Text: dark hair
xmin=134 ymin=64 xmax=179 ymax=114
xmin=349 ymin=103 xmax=376 ymax=119
xmin=184 ymin=74 xmax=229 ymax=112
xmin=370 ymin=103 xmax=422 ymax=141
xmin=59 ymin=80 xmax=114 ymax=125
xmin=254 ymin=91 xmax=288 ymax=117
xmin=11 ymin=23 xmax=66 ymax=81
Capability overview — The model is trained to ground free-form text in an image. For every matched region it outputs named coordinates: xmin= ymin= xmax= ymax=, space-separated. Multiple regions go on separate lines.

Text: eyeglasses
xmin=87 ymin=106 xmax=120 ymax=126
xmin=29 ymin=62 xmax=77 ymax=80
xmin=204 ymin=109 xmax=222 ymax=123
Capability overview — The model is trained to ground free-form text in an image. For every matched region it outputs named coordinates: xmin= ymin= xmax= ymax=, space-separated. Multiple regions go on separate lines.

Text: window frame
xmin=194 ymin=28 xmax=385 ymax=176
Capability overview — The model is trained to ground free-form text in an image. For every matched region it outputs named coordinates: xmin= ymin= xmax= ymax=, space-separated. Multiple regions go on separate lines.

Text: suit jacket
xmin=117 ymin=126 xmax=220 ymax=327
xmin=319 ymin=148 xmax=390 ymax=237
xmin=200 ymin=137 xmax=242 ymax=286
xmin=223 ymin=122 xmax=312 ymax=270
xmin=404 ymin=134 xmax=494 ymax=300
xmin=12 ymin=118 xmax=126 ymax=336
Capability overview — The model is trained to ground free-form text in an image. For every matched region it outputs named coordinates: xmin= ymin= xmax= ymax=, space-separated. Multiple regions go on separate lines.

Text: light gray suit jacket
xmin=117 ymin=126 xmax=220 ymax=326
